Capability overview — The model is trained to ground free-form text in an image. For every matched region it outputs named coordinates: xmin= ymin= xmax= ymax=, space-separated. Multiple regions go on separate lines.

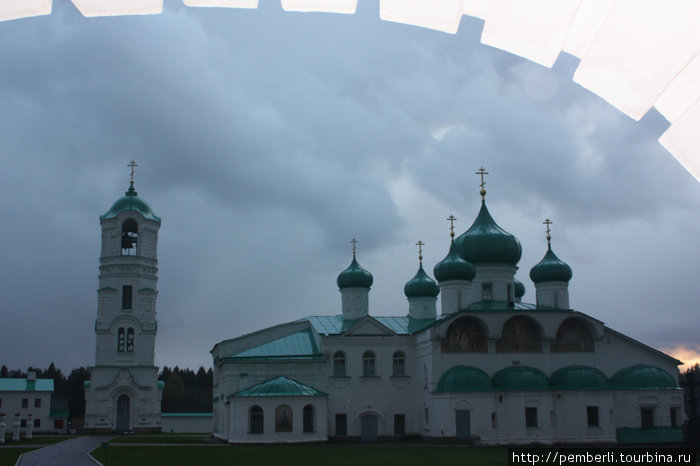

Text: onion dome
xmin=404 ymin=264 xmax=440 ymax=298
xmin=337 ymin=256 xmax=373 ymax=289
xmin=514 ymin=278 xmax=525 ymax=299
xmin=529 ymin=246 xmax=572 ymax=283
xmin=101 ymin=184 xmax=161 ymax=223
xmin=455 ymin=201 xmax=522 ymax=265
xmin=434 ymin=242 xmax=475 ymax=282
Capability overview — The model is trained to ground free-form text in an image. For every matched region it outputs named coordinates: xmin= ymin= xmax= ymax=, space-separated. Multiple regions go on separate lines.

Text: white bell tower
xmin=84 ymin=161 xmax=163 ymax=432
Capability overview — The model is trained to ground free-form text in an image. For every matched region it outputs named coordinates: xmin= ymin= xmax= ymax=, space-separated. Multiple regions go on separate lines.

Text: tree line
xmin=0 ymin=363 xmax=213 ymax=418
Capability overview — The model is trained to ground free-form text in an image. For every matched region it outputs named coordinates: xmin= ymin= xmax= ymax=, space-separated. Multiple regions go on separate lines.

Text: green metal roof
xmin=0 ymin=378 xmax=54 ymax=392
xmin=235 ymin=376 xmax=327 ymax=397
xmin=550 ymin=366 xmax=610 ymax=390
xmin=100 ymin=185 xmax=161 ymax=223
xmin=611 ymin=365 xmax=678 ymax=390
xmin=492 ymin=366 xmax=549 ymax=391
xmin=229 ymin=329 xmax=322 ymax=359
xmin=434 ymin=242 xmax=475 ymax=282
xmin=337 ymin=255 xmax=373 ymax=289
xmin=404 ymin=264 xmax=440 ymax=298
xmin=435 ymin=366 xmax=493 ymax=392
xmin=464 ymin=300 xmax=567 ymax=312
xmin=50 ymin=409 xmax=70 ymax=418
xmin=455 ymin=200 xmax=522 ymax=266
xmin=616 ymin=427 xmax=683 ymax=444
xmin=530 ymin=246 xmax=572 ymax=283
xmin=305 ymin=315 xmax=438 ymax=336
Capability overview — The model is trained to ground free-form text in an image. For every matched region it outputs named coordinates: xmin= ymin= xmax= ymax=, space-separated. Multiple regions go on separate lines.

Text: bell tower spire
xmin=84 ymin=163 xmax=163 ymax=433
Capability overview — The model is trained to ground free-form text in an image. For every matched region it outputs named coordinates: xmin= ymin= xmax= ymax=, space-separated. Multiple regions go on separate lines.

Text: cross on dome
xmin=543 ymin=218 xmax=553 ymax=247
xmin=351 ymin=238 xmax=358 ymax=257
xmin=447 ymin=215 xmax=457 ymax=243
xmin=416 ymin=240 xmax=424 ymax=264
xmin=128 ymin=160 xmax=138 ymax=188
xmin=475 ymin=167 xmax=488 ymax=199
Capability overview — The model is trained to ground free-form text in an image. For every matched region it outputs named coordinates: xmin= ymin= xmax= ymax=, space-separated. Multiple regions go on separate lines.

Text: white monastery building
xmin=82 ymin=165 xmax=684 ymax=443
xmin=84 ymin=163 xmax=163 ymax=432
xmin=210 ymin=169 xmax=684 ymax=444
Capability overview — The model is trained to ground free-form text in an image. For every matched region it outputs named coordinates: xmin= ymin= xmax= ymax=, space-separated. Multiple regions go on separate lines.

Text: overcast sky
xmin=1 ymin=1 xmax=698 ymax=374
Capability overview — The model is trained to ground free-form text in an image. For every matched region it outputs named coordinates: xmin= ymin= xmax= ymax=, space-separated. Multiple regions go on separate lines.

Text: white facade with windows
xmin=84 ymin=178 xmax=163 ymax=432
xmin=0 ymin=372 xmax=66 ymax=436
xmin=211 ymin=191 xmax=684 ymax=444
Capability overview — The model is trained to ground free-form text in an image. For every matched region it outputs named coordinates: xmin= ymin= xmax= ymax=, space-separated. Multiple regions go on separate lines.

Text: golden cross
xmin=476 ymin=167 xmax=488 ymax=199
xmin=128 ymin=160 xmax=138 ymax=186
xmin=416 ymin=240 xmax=424 ymax=264
xmin=447 ymin=215 xmax=457 ymax=242
xmin=543 ymin=218 xmax=553 ymax=246
xmin=351 ymin=238 xmax=358 ymax=256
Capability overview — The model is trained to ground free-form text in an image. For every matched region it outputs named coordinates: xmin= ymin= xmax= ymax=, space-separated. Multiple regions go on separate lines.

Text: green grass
xmin=108 ymin=435 xmax=211 ymax=444
xmin=0 ymin=447 xmax=39 ymax=465
xmin=1 ymin=435 xmax=75 ymax=445
xmin=90 ymin=444 xmax=507 ymax=466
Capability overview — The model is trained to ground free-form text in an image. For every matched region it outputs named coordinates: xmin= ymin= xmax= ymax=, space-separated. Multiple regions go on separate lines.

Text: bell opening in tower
xmin=121 ymin=219 xmax=138 ymax=256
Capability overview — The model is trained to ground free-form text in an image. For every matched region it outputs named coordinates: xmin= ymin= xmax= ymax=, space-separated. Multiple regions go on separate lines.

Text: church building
xmin=211 ymin=169 xmax=683 ymax=444
xmin=84 ymin=162 xmax=163 ymax=432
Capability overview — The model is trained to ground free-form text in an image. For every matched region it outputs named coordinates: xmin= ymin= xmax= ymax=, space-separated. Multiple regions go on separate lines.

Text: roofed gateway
xmin=210 ymin=169 xmax=683 ymax=444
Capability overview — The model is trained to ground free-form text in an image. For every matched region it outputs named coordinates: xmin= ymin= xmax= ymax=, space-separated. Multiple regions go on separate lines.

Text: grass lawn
xmin=108 ymin=435 xmax=211 ymax=444
xmin=1 ymin=435 xmax=75 ymax=445
xmin=0 ymin=447 xmax=40 ymax=465
xmin=91 ymin=444 xmax=508 ymax=466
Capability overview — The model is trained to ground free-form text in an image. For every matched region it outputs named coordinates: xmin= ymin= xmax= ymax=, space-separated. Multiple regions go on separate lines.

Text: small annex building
xmin=211 ymin=180 xmax=683 ymax=444
xmin=0 ymin=371 xmax=69 ymax=437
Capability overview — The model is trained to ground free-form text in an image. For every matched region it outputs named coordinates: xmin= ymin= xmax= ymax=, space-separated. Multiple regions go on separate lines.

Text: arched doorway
xmin=360 ymin=414 xmax=378 ymax=442
xmin=116 ymin=394 xmax=130 ymax=431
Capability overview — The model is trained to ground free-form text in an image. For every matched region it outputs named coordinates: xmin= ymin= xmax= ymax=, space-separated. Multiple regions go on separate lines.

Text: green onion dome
xmin=404 ymin=264 xmax=440 ymax=298
xmin=433 ymin=242 xmax=475 ymax=282
xmin=337 ymin=256 xmax=373 ymax=289
xmin=529 ymin=246 xmax=572 ymax=283
xmin=514 ymin=278 xmax=525 ymax=299
xmin=455 ymin=201 xmax=522 ymax=265
xmin=101 ymin=185 xmax=161 ymax=223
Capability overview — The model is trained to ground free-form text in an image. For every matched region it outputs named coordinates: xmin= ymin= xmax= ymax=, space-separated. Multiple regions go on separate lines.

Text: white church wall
xmin=230 ymin=397 xmax=327 ymax=443
xmin=613 ymin=390 xmax=685 ymax=429
xmin=552 ymin=391 xmax=616 ymax=443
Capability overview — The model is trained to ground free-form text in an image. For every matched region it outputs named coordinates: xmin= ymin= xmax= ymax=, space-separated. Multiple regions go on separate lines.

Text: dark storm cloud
xmin=1 ymin=2 xmax=698 ymax=370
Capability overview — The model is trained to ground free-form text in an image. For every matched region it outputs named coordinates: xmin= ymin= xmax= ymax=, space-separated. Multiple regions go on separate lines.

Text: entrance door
xmin=360 ymin=414 xmax=378 ymax=442
xmin=455 ymin=409 xmax=471 ymax=439
xmin=116 ymin=395 xmax=130 ymax=431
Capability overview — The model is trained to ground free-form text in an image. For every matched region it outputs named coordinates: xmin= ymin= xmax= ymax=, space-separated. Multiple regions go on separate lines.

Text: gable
xmin=343 ymin=316 xmax=395 ymax=336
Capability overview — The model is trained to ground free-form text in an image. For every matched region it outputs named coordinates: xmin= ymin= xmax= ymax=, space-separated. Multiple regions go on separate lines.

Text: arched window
xmin=303 ymin=404 xmax=314 ymax=433
xmin=496 ymin=316 xmax=542 ymax=352
xmin=392 ymin=351 xmax=406 ymax=376
xmin=362 ymin=351 xmax=376 ymax=377
xmin=126 ymin=328 xmax=134 ymax=352
xmin=121 ymin=219 xmax=139 ymax=256
xmin=249 ymin=405 xmax=263 ymax=434
xmin=275 ymin=404 xmax=293 ymax=432
xmin=553 ymin=318 xmax=594 ymax=352
xmin=117 ymin=328 xmax=125 ymax=352
xmin=333 ymin=351 xmax=346 ymax=377
xmin=442 ymin=317 xmax=488 ymax=353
